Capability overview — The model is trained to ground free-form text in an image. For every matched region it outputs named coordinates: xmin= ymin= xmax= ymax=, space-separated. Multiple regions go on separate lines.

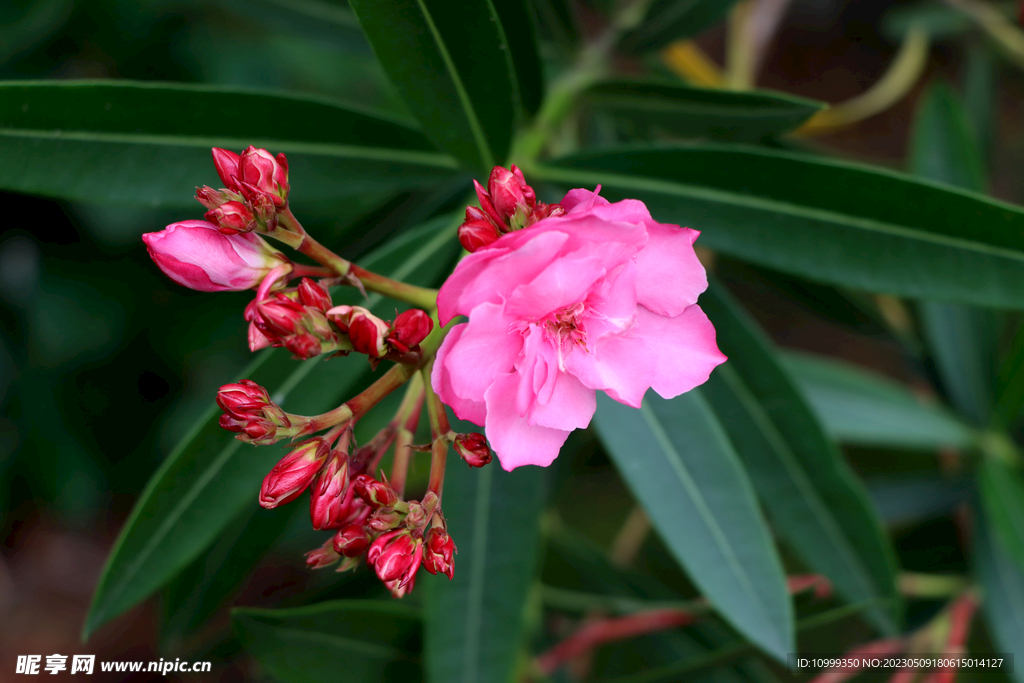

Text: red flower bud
xmin=333 ymin=524 xmax=372 ymax=557
xmin=195 ymin=185 xmax=237 ymax=211
xmin=329 ymin=306 xmax=389 ymax=357
xmin=383 ymin=574 xmax=415 ymax=598
xmin=216 ymin=379 xmax=271 ymax=418
xmin=423 ymin=527 xmax=456 ymax=579
xmin=217 ymin=380 xmax=290 ymax=444
xmin=205 ymin=201 xmax=255 ymax=235
xmin=367 ymin=530 xmax=422 ymax=587
xmin=256 ymin=294 xmax=305 ymax=337
xmin=248 ymin=322 xmax=273 ymax=352
xmin=309 ymin=450 xmax=350 ymax=530
xmin=239 ymin=146 xmax=289 ymax=207
xmin=368 ymin=508 xmax=402 ymax=532
xmin=352 ymin=474 xmax=399 ymax=508
xmin=305 ymin=538 xmax=341 ymax=569
xmin=297 ymin=278 xmax=332 ymax=311
xmin=488 ymin=165 xmax=532 ymax=219
xmin=284 ymin=333 xmax=322 ymax=361
xmin=458 ymin=206 xmax=503 ymax=252
xmin=473 ymin=179 xmax=506 ymax=228
xmin=212 ymin=147 xmax=242 ymax=190
xmin=453 ymin=433 xmax=492 ymax=467
xmin=388 ymin=309 xmax=433 ymax=353
xmin=259 ymin=438 xmax=329 ymax=509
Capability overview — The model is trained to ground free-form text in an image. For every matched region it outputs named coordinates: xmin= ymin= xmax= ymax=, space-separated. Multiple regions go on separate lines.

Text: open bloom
xmin=142 ymin=220 xmax=288 ymax=292
xmin=432 ymin=188 xmax=726 ymax=470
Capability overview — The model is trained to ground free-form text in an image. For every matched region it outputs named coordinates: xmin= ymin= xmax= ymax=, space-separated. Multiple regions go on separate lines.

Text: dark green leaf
xmin=867 ymin=475 xmax=972 ymax=526
xmin=974 ymin=512 xmax=1024 ymax=683
xmin=232 ymin=600 xmax=421 ymax=683
xmin=623 ymin=0 xmax=740 ymax=52
xmin=782 ymin=351 xmax=977 ymax=449
xmin=0 ymin=80 xmax=456 ymax=208
xmin=83 ymin=216 xmax=459 ymax=640
xmin=593 ymin=391 xmax=793 ymax=660
xmin=584 ymin=80 xmax=824 ymax=141
xmin=424 ymin=439 xmax=546 ymax=683
xmin=699 ymin=283 xmax=901 ymax=634
xmin=347 ymin=0 xmax=522 ymax=171
xmin=978 ymin=457 xmax=1024 ymax=573
xmin=910 ymin=80 xmax=997 ymax=425
xmin=491 ymin=0 xmax=544 ymax=116
xmin=996 ymin=323 xmax=1024 ymax=427
xmin=533 ymin=145 xmax=1024 ymax=308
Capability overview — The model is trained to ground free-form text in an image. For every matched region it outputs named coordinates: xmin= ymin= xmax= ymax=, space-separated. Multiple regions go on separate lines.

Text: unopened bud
xmin=458 ymin=206 xmax=502 ymax=252
xmin=305 ymin=538 xmax=341 ymax=569
xmin=388 ymin=309 xmax=433 ymax=353
xmin=211 ymin=147 xmax=242 ymax=190
xmin=368 ymin=508 xmax=402 ymax=532
xmin=239 ymin=146 xmax=289 ymax=207
xmin=259 ymin=438 xmax=329 ymax=509
xmin=404 ymin=501 xmax=428 ymax=529
xmin=383 ymin=574 xmax=415 ymax=598
xmin=217 ymin=380 xmax=290 ymax=444
xmin=423 ymin=527 xmax=456 ymax=579
xmin=333 ymin=523 xmax=372 ymax=557
xmin=256 ymin=294 xmax=305 ymax=337
xmin=297 ymin=278 xmax=332 ymax=311
xmin=454 ymin=433 xmax=492 ymax=467
xmin=309 ymin=451 xmax=350 ymax=530
xmin=352 ymin=474 xmax=399 ymax=508
xmin=367 ymin=530 xmax=422 ymax=587
xmin=473 ymin=179 xmax=506 ymax=228
xmin=195 ymin=185 xmax=237 ymax=211
xmin=205 ymin=200 xmax=256 ymax=235
xmin=328 ymin=306 xmax=389 ymax=357
xmin=488 ymin=164 xmax=533 ymax=219
xmin=284 ymin=333 xmax=322 ymax=361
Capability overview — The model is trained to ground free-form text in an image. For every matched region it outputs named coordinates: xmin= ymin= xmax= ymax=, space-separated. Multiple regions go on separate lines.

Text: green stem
xmin=390 ymin=373 xmax=425 ymax=497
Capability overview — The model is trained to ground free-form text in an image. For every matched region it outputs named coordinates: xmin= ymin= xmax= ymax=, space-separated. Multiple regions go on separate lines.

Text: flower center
xmin=543 ymin=302 xmax=588 ymax=371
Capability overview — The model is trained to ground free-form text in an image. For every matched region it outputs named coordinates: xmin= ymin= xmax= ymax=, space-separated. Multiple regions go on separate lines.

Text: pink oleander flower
xmin=142 ymin=220 xmax=288 ymax=292
xmin=432 ymin=188 xmax=727 ymax=470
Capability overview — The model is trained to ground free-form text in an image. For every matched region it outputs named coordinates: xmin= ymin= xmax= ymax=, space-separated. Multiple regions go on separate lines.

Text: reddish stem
xmin=809 ymin=639 xmax=907 ymax=683
xmin=928 ymin=593 xmax=979 ymax=683
xmin=290 ymin=263 xmax=335 ymax=279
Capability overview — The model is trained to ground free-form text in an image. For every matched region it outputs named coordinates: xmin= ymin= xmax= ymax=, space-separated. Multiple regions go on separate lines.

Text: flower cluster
xmin=143 ymin=148 xmax=722 ymax=596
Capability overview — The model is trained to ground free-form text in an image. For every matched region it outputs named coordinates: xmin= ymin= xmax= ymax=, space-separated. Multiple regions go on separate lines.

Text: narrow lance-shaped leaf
xmin=593 ymin=391 xmax=794 ymax=660
xmin=533 ymin=144 xmax=1024 ymax=308
xmin=622 ymin=0 xmax=741 ymax=52
xmin=348 ymin=0 xmax=524 ymax=171
xmin=974 ymin=513 xmax=1024 ymax=683
xmin=0 ymin=80 xmax=457 ymax=208
xmin=232 ymin=601 xmax=422 ymax=683
xmin=699 ymin=281 xmax=901 ymax=634
xmin=83 ymin=216 xmax=460 ymax=639
xmin=910 ymin=80 xmax=997 ymax=426
xmin=782 ymin=350 xmax=977 ymax=450
xmin=978 ymin=457 xmax=1024 ymax=574
xmin=424 ymin=421 xmax=547 ymax=683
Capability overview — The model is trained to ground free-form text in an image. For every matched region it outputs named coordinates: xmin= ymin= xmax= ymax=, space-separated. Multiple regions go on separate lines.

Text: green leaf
xmin=533 ymin=144 xmax=1024 ymax=308
xmin=83 ymin=216 xmax=459 ymax=640
xmin=232 ymin=601 xmax=422 ymax=683
xmin=491 ymin=0 xmax=545 ymax=116
xmin=978 ymin=457 xmax=1024 ymax=573
xmin=782 ymin=350 xmax=977 ymax=449
xmin=592 ymin=391 xmax=793 ymax=660
xmin=995 ymin=323 xmax=1024 ymax=427
xmin=347 ymin=0 xmax=524 ymax=171
xmin=867 ymin=476 xmax=972 ymax=526
xmin=0 ymin=80 xmax=457 ymax=208
xmin=910 ymin=80 xmax=997 ymax=426
xmin=584 ymin=80 xmax=824 ymax=142
xmin=974 ymin=512 xmax=1024 ymax=683
xmin=623 ymin=0 xmax=740 ymax=52
xmin=424 ymin=443 xmax=546 ymax=683
xmin=698 ymin=283 xmax=901 ymax=634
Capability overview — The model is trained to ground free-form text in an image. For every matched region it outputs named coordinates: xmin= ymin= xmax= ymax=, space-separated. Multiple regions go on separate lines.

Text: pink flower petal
xmin=484 ymin=373 xmax=572 ymax=470
xmin=431 ymin=323 xmax=487 ymax=426
xmin=563 ymin=333 xmax=657 ymax=408
xmin=636 ymin=222 xmax=707 ymax=316
xmin=635 ymin=305 xmax=727 ymax=398
xmin=443 ymin=302 xmax=522 ymax=404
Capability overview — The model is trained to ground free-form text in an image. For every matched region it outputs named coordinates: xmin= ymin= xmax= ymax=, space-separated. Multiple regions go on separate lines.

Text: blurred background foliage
xmin=3 ymin=0 xmax=1024 ymax=681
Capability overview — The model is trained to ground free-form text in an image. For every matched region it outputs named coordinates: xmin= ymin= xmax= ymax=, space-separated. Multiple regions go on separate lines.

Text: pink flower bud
xmin=453 ymin=433 xmax=492 ymax=467
xmin=388 ymin=309 xmax=433 ymax=353
xmin=329 ymin=306 xmax=389 ymax=357
xmin=352 ymin=474 xmax=399 ymax=508
xmin=309 ymin=451 xmax=350 ymax=530
xmin=239 ymin=146 xmax=289 ymax=207
xmin=333 ymin=524 xmax=372 ymax=557
xmin=368 ymin=508 xmax=402 ymax=532
xmin=212 ymin=148 xmax=242 ymax=190
xmin=142 ymin=220 xmax=288 ymax=292
xmin=217 ymin=380 xmax=290 ymax=444
xmin=458 ymin=207 xmax=503 ymax=252
xmin=284 ymin=333 xmax=322 ymax=361
xmin=248 ymin=322 xmax=273 ymax=352
xmin=488 ymin=165 xmax=532 ymax=218
xmin=297 ymin=278 xmax=332 ymax=311
xmin=259 ymin=438 xmax=329 ymax=509
xmin=216 ymin=379 xmax=271 ymax=418
xmin=195 ymin=185 xmax=236 ymax=211
xmin=383 ymin=574 xmax=415 ymax=598
xmin=305 ymin=538 xmax=341 ymax=569
xmin=404 ymin=501 xmax=427 ymax=529
xmin=367 ymin=530 xmax=422 ymax=587
xmin=257 ymin=294 xmax=306 ymax=337
xmin=423 ymin=527 xmax=456 ymax=579
xmin=204 ymin=201 xmax=256 ymax=235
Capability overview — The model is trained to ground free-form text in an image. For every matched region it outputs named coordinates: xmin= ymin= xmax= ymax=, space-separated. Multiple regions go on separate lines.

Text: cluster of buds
xmin=217 ymin=380 xmax=296 ymax=445
xmin=458 ymin=164 xmax=564 ymax=252
xmin=246 ymin=277 xmax=346 ymax=360
xmin=327 ymin=306 xmax=434 ymax=362
xmin=196 ymin=147 xmax=290 ymax=235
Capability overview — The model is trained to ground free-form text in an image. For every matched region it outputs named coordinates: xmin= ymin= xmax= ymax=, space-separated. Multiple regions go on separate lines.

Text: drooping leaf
xmin=0 ymin=80 xmax=456 ymax=208
xmin=232 ymin=601 xmax=422 ymax=683
xmin=699 ymin=283 xmax=901 ymax=634
xmin=623 ymin=0 xmax=741 ymax=52
xmin=83 ymin=216 xmax=459 ymax=639
xmin=583 ymin=80 xmax=824 ymax=142
xmin=978 ymin=457 xmax=1024 ymax=573
xmin=910 ymin=80 xmax=997 ymax=426
xmin=974 ymin=513 xmax=1024 ymax=683
xmin=533 ymin=145 xmax=1024 ymax=308
xmin=782 ymin=351 xmax=977 ymax=449
xmin=424 ymin=432 xmax=547 ymax=683
xmin=347 ymin=0 xmax=526 ymax=171
xmin=592 ymin=391 xmax=793 ymax=660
